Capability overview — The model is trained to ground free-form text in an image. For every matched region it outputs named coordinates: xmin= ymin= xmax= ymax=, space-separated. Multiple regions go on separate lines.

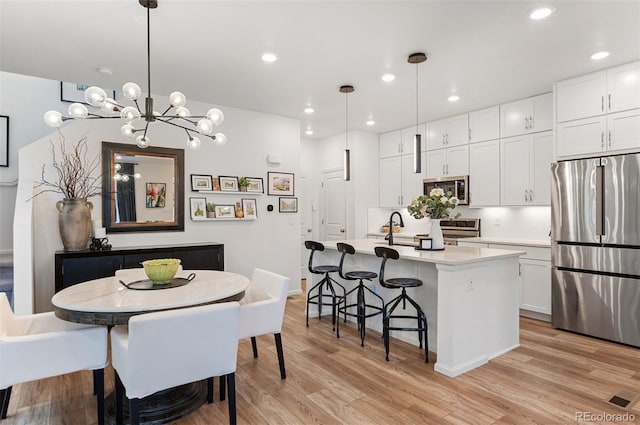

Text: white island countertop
xmin=459 ymin=237 xmax=551 ymax=248
xmin=322 ymin=239 xmax=525 ymax=266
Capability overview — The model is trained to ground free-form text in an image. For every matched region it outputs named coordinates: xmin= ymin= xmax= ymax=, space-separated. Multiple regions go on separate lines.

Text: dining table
xmin=51 ymin=269 xmax=249 ymax=425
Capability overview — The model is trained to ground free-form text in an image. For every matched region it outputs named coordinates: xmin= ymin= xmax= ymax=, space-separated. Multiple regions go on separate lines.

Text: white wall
xmin=11 ymin=75 xmax=301 ymax=313
xmin=0 ymin=72 xmax=75 ymax=251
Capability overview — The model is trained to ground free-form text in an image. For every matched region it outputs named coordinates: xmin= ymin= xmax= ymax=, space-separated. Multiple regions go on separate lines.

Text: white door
xmin=607 ymin=109 xmax=640 ymax=153
xmin=446 ymin=145 xmax=470 ymax=177
xmin=530 ymin=93 xmax=553 ymax=133
xmin=446 ymin=113 xmax=470 ymax=147
xmin=501 ymin=135 xmax=530 ymax=205
xmin=556 ymin=116 xmax=607 ymax=158
xmin=426 ymin=149 xmax=446 ymax=178
xmin=469 ymin=106 xmax=499 ymax=143
xmin=427 ymin=118 xmax=447 ymax=150
xmin=607 ymin=61 xmax=640 ymax=113
xmin=556 ymin=71 xmax=606 ymax=122
xmin=500 ymin=98 xmax=530 ymax=137
xmin=321 ymin=169 xmax=346 ymax=241
xmin=299 ymin=173 xmax=313 ymax=278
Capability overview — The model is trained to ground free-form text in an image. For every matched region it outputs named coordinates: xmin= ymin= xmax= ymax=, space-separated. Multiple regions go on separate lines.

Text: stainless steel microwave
xmin=423 ymin=176 xmax=469 ymax=205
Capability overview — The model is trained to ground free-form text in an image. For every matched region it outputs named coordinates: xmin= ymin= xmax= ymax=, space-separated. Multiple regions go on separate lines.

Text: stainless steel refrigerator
xmin=551 ymin=153 xmax=640 ymax=348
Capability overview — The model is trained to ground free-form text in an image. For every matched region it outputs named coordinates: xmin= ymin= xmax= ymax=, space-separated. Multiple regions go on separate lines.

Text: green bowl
xmin=141 ymin=258 xmax=181 ymax=284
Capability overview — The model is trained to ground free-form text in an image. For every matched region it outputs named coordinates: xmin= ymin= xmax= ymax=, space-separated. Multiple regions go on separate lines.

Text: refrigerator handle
xmin=596 ymin=164 xmax=604 ymax=236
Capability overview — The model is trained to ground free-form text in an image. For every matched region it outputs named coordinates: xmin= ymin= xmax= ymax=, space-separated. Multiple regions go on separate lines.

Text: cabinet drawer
xmin=488 ymin=244 xmax=550 ymax=261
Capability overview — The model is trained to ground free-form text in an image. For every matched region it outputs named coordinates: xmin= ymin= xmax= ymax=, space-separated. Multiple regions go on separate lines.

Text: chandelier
xmin=43 ymin=0 xmax=226 ymax=150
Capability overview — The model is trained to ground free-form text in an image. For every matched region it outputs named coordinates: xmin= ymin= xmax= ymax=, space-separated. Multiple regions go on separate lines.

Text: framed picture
xmin=211 ymin=177 xmax=221 ymax=191
xmin=267 ymin=172 xmax=294 ymax=196
xmin=191 ymin=174 xmax=213 ymax=191
xmin=189 ymin=197 xmax=207 ymax=220
xmin=0 ymin=115 xmax=8 ymax=167
xmin=245 ymin=177 xmax=264 ymax=193
xmin=214 ymin=204 xmax=236 ymax=218
xmin=219 ymin=176 xmax=239 ymax=192
xmin=241 ymin=198 xmax=258 ymax=219
xmin=60 ymin=82 xmax=116 ymax=104
xmin=145 ymin=183 xmax=166 ymax=208
xmin=279 ymin=197 xmax=298 ymax=213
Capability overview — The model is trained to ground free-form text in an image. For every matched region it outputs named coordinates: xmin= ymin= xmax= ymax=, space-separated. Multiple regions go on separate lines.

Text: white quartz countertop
xmin=322 ymin=239 xmax=525 ymax=266
xmin=367 ymin=232 xmax=420 ymax=239
xmin=459 ymin=237 xmax=551 ymax=248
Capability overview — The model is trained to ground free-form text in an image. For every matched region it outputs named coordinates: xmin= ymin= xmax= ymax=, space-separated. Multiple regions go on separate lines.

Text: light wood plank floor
xmin=5 ymin=291 xmax=639 ymax=424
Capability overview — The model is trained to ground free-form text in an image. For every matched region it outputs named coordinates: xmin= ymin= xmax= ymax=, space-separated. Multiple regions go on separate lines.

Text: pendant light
xmin=340 ymin=85 xmax=355 ymax=181
xmin=408 ymin=52 xmax=427 ymax=173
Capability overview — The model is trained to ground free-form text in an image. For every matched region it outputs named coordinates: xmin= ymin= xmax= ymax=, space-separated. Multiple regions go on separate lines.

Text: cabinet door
xmin=520 ymin=259 xmax=551 ymax=315
xmin=556 ymin=71 xmax=606 ymax=122
xmin=530 ymin=131 xmax=553 ymax=205
xmin=469 ymin=140 xmax=500 ymax=206
xmin=427 ymin=119 xmax=447 ymax=150
xmin=446 ymin=145 xmax=469 ymax=177
xmin=379 ymin=130 xmax=402 ymax=158
xmin=531 ymin=93 xmax=553 ymax=133
xmin=500 ymin=98 xmax=529 ymax=138
xmin=401 ymin=124 xmax=426 ymax=154
xmin=501 ymin=135 xmax=530 ymax=205
xmin=402 ymin=153 xmax=425 ymax=205
xmin=556 ymin=116 xmax=607 ymax=158
xmin=60 ymin=256 xmax=124 ymax=290
xmin=607 ymin=61 xmax=640 ymax=113
xmin=447 ymin=114 xmax=469 ymax=147
xmin=379 ymin=156 xmax=402 ymax=207
xmin=607 ymin=109 xmax=640 ymax=153
xmin=469 ymin=106 xmax=499 ymax=143
xmin=426 ymin=149 xmax=446 ymax=178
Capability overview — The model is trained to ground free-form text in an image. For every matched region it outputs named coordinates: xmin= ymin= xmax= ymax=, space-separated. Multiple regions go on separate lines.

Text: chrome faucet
xmin=387 ymin=211 xmax=405 ymax=246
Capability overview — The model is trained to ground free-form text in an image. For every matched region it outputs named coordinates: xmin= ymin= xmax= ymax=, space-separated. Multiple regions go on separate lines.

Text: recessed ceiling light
xmin=590 ymin=51 xmax=610 ymax=61
xmin=96 ymin=66 xmax=113 ymax=76
xmin=529 ymin=7 xmax=555 ymax=20
xmin=448 ymin=95 xmax=460 ymax=103
xmin=261 ymin=52 xmax=278 ymax=63
xmin=305 ymin=129 xmax=314 ymax=135
xmin=381 ymin=73 xmax=396 ymax=82
xmin=366 ymin=119 xmax=375 ymax=126
xmin=304 ymin=107 xmax=314 ymax=114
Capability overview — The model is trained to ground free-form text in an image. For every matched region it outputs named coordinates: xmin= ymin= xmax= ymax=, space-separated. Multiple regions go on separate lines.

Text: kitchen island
xmin=308 ymin=239 xmax=525 ymax=377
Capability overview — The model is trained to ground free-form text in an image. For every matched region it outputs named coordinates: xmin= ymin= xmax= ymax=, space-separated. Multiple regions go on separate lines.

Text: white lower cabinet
xmin=458 ymin=241 xmax=551 ymax=321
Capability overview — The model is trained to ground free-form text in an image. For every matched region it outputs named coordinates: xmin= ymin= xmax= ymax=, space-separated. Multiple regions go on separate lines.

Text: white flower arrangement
xmin=407 ymin=188 xmax=461 ymax=220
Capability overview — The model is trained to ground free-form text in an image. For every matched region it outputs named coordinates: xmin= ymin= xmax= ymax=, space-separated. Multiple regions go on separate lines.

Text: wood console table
xmin=54 ymin=243 xmax=224 ymax=292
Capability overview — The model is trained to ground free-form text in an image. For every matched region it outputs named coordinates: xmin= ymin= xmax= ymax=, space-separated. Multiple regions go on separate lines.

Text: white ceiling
xmin=1 ymin=1 xmax=639 ymax=140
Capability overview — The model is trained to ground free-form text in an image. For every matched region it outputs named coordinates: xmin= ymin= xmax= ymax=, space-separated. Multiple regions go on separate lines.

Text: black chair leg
xmin=207 ymin=377 xmax=214 ymax=403
xmin=94 ymin=369 xmax=105 ymax=425
xmin=219 ymin=375 xmax=226 ymax=401
xmin=251 ymin=336 xmax=258 ymax=358
xmin=0 ymin=386 xmax=12 ymax=419
xmin=114 ymin=372 xmax=124 ymax=425
xmin=130 ymin=398 xmax=140 ymax=425
xmin=274 ymin=333 xmax=286 ymax=379
xmin=227 ymin=373 xmax=237 ymax=425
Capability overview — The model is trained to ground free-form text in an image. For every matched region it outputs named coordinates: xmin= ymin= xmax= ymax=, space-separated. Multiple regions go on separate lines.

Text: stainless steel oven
xmin=423 ymin=175 xmax=469 ymax=205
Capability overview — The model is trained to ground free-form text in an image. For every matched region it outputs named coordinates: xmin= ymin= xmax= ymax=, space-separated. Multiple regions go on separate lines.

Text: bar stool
xmin=374 ymin=246 xmax=429 ymax=363
xmin=336 ymin=243 xmax=384 ymax=346
xmin=305 ymin=241 xmax=346 ymax=331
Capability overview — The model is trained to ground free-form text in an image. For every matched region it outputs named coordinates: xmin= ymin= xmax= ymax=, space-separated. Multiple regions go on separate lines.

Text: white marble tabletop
xmin=52 ymin=270 xmax=249 ymax=314
xmin=321 ymin=239 xmax=525 ymax=266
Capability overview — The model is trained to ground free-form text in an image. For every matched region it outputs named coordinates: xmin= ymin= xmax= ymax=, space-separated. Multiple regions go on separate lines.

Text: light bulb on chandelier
xmin=43 ymin=0 xmax=227 ymax=151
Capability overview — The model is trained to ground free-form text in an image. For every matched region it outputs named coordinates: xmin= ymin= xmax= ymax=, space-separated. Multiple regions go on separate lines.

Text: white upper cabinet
xmin=500 ymin=93 xmax=553 ymax=138
xmin=379 ymin=130 xmax=402 ymax=158
xmin=425 ymin=146 xmax=469 ymax=179
xmin=501 ymin=131 xmax=552 ymax=206
xmin=427 ymin=114 xmax=469 ymax=150
xmin=402 ymin=153 xmax=426 ymax=204
xmin=557 ymin=61 xmax=640 ymax=123
xmin=469 ymin=139 xmax=500 ymax=207
xmin=556 ymin=71 xmax=607 ymax=122
xmin=608 ymin=62 xmax=640 ymax=113
xmin=469 ymin=106 xmax=500 ymax=143
xmin=401 ymin=124 xmax=426 ymax=155
xmin=555 ymin=61 xmax=640 ymax=159
xmin=379 ymin=156 xmax=402 ymax=207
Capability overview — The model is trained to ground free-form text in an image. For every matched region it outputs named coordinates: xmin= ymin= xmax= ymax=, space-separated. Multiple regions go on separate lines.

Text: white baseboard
xmin=0 ymin=249 xmax=13 ymax=256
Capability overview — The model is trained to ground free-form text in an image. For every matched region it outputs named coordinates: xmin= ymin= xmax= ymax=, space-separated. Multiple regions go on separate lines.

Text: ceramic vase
xmin=56 ymin=198 xmax=93 ymax=251
xmin=430 ymin=218 xmax=445 ymax=249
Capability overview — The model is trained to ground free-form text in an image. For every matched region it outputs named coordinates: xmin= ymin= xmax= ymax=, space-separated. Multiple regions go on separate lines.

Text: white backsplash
xmin=369 ymin=206 xmax=551 ymax=241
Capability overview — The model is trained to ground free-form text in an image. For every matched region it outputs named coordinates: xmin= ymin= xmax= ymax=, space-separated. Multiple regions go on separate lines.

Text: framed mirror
xmin=102 ymin=142 xmax=184 ymax=233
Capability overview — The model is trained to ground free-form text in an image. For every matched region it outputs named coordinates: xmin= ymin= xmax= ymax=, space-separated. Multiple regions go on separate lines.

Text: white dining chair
xmin=110 ymin=302 xmax=240 ymax=425
xmin=0 ymin=293 xmax=108 ymax=424
xmin=238 ymin=268 xmax=290 ymax=379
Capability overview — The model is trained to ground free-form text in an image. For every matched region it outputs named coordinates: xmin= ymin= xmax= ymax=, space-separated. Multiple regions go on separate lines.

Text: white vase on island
xmin=429 ymin=219 xmax=445 ymax=250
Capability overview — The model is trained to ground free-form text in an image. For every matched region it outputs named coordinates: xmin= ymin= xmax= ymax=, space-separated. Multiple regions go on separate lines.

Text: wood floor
xmin=5 ymin=290 xmax=639 ymax=424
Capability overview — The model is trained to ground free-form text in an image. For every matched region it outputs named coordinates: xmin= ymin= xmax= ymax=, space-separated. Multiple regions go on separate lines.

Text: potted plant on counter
xmin=407 ymin=188 xmax=460 ymax=250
